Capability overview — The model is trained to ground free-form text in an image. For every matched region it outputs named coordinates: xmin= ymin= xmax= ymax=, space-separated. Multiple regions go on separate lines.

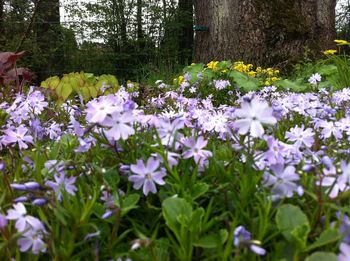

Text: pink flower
xmin=128 ymin=158 xmax=166 ymax=196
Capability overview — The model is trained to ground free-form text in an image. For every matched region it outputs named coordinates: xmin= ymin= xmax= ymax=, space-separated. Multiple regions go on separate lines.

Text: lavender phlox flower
xmin=152 ymin=151 xmax=180 ymax=168
xmin=156 ymin=117 xmax=184 ymax=149
xmin=128 ymin=157 xmax=166 ymax=196
xmin=234 ymin=97 xmax=277 ymax=138
xmin=262 ymin=136 xmax=288 ymax=166
xmin=45 ymin=173 xmax=77 ymax=201
xmin=103 ymin=111 xmax=135 ymax=141
xmin=45 ymin=160 xmax=66 ymax=175
xmin=45 ymin=121 xmax=62 ymax=140
xmin=85 ymin=95 xmax=121 ymax=124
xmin=308 ymin=73 xmax=322 ymax=85
xmin=285 ymin=125 xmax=315 ymax=148
xmin=1 ymin=125 xmax=33 ymax=150
xmin=26 ymin=90 xmax=48 ymax=114
xmin=17 ymin=229 xmax=47 ymax=254
xmin=182 ymin=136 xmax=213 ymax=166
xmin=263 ymin=164 xmax=303 ymax=198
xmin=0 ymin=214 xmax=8 ymax=229
xmin=339 ymin=243 xmax=350 ymax=261
xmin=213 ymin=80 xmax=231 ymax=90
xmin=316 ymin=158 xmax=349 ymax=198
xmin=32 ymin=198 xmax=47 ymax=206
xmin=234 ymin=226 xmax=266 ymax=256
xmin=338 ymin=213 xmax=350 ymax=244
xmin=201 ymin=111 xmax=228 ymax=133
xmin=84 ymin=230 xmax=101 ymax=241
xmin=29 ymin=118 xmax=44 ymax=140
xmin=6 ymin=203 xmax=44 ymax=232
xmin=318 ymin=120 xmax=342 ymax=140
xmin=75 ymin=136 xmax=96 ymax=153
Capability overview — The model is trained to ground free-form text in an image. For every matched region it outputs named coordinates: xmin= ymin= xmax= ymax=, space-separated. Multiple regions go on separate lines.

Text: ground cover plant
xmin=1 ymin=41 xmax=350 ymax=260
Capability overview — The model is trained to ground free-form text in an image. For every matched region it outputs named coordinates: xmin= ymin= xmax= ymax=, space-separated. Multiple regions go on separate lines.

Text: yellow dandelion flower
xmin=178 ymin=75 xmax=184 ymax=84
xmin=271 ymin=77 xmax=279 ymax=82
xmin=207 ymin=61 xmax=219 ymax=70
xmin=323 ymin=49 xmax=337 ymax=55
xmin=248 ymin=71 xmax=257 ymax=77
xmin=334 ymin=39 xmax=350 ymax=45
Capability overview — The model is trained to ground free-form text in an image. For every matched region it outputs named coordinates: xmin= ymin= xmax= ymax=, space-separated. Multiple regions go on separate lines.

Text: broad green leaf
xmin=276 ymin=204 xmax=310 ymax=249
xmin=276 ymin=79 xmax=307 ymax=92
xmin=305 ymin=228 xmax=340 ymax=252
xmin=305 ymin=252 xmax=337 ymax=261
xmin=192 ymin=182 xmax=209 ymax=200
xmin=162 ymin=197 xmax=192 ymax=235
xmin=318 ymin=64 xmax=337 ymax=76
xmin=229 ymin=70 xmax=259 ymax=91
xmin=193 ymin=229 xmax=228 ymax=248
xmin=121 ymin=194 xmax=140 ymax=216
xmin=191 ymin=208 xmax=205 ymax=233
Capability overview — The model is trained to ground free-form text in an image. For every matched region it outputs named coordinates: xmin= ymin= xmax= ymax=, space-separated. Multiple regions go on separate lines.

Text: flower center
xmin=145 ymin=173 xmax=152 ymax=180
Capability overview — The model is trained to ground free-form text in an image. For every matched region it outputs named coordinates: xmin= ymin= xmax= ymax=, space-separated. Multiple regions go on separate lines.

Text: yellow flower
xmin=323 ymin=49 xmax=337 ymax=55
xmin=334 ymin=39 xmax=350 ymax=45
xmin=207 ymin=61 xmax=219 ymax=70
xmin=248 ymin=71 xmax=257 ymax=77
xmin=271 ymin=77 xmax=279 ymax=82
xmin=178 ymin=75 xmax=184 ymax=84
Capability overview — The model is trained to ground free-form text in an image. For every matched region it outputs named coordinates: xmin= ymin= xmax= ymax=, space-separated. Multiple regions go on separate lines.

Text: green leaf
xmin=305 ymin=252 xmax=337 ymax=261
xmin=192 ymin=182 xmax=209 ymax=200
xmin=121 ymin=194 xmax=140 ymax=216
xmin=191 ymin=208 xmax=204 ymax=233
xmin=276 ymin=204 xmax=310 ymax=249
xmin=229 ymin=70 xmax=259 ymax=91
xmin=103 ymin=168 xmax=120 ymax=189
xmin=162 ymin=197 xmax=192 ymax=236
xmin=305 ymin=228 xmax=340 ymax=252
xmin=193 ymin=229 xmax=228 ymax=248
xmin=318 ymin=64 xmax=337 ymax=76
xmin=276 ymin=79 xmax=307 ymax=92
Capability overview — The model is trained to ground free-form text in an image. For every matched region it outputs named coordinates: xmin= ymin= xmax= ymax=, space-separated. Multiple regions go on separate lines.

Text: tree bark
xmin=193 ymin=0 xmax=337 ymax=67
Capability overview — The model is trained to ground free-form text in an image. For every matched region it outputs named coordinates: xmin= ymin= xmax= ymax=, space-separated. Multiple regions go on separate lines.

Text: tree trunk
xmin=193 ymin=0 xmax=337 ymax=67
xmin=178 ymin=0 xmax=194 ymax=64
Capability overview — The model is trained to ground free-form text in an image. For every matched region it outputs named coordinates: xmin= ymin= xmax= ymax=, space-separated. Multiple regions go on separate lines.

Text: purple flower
xmin=2 ymin=125 xmax=33 ymax=149
xmin=308 ymin=73 xmax=321 ymax=85
xmin=6 ymin=203 xmax=44 ymax=232
xmin=263 ymin=164 xmax=303 ymax=198
xmin=103 ymin=112 xmax=135 ymax=141
xmin=339 ymin=243 xmax=350 ymax=261
xmin=262 ymin=136 xmax=288 ymax=166
xmin=17 ymin=229 xmax=46 ymax=254
xmin=128 ymin=157 xmax=166 ymax=196
xmin=45 ymin=173 xmax=77 ymax=201
xmin=234 ymin=226 xmax=266 ymax=256
xmin=213 ymin=80 xmax=231 ymax=90
xmin=182 ymin=136 xmax=212 ymax=166
xmin=85 ymin=95 xmax=119 ymax=124
xmin=0 ymin=214 xmax=8 ymax=229
xmin=285 ymin=125 xmax=315 ymax=148
xmin=234 ymin=97 xmax=277 ymax=137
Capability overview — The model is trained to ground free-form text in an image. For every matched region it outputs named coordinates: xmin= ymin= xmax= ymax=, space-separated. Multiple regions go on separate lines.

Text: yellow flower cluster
xmin=232 ymin=61 xmax=280 ymax=86
xmin=334 ymin=39 xmax=350 ymax=45
xmin=206 ymin=61 xmax=219 ymax=70
xmin=323 ymin=49 xmax=337 ymax=55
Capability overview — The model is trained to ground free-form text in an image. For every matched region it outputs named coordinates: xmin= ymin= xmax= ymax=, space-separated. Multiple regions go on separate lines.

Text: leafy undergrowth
xmin=1 ymin=44 xmax=350 ymax=260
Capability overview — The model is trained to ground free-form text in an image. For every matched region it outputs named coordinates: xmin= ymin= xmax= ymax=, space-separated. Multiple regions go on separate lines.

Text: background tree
xmin=193 ymin=0 xmax=337 ymax=67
